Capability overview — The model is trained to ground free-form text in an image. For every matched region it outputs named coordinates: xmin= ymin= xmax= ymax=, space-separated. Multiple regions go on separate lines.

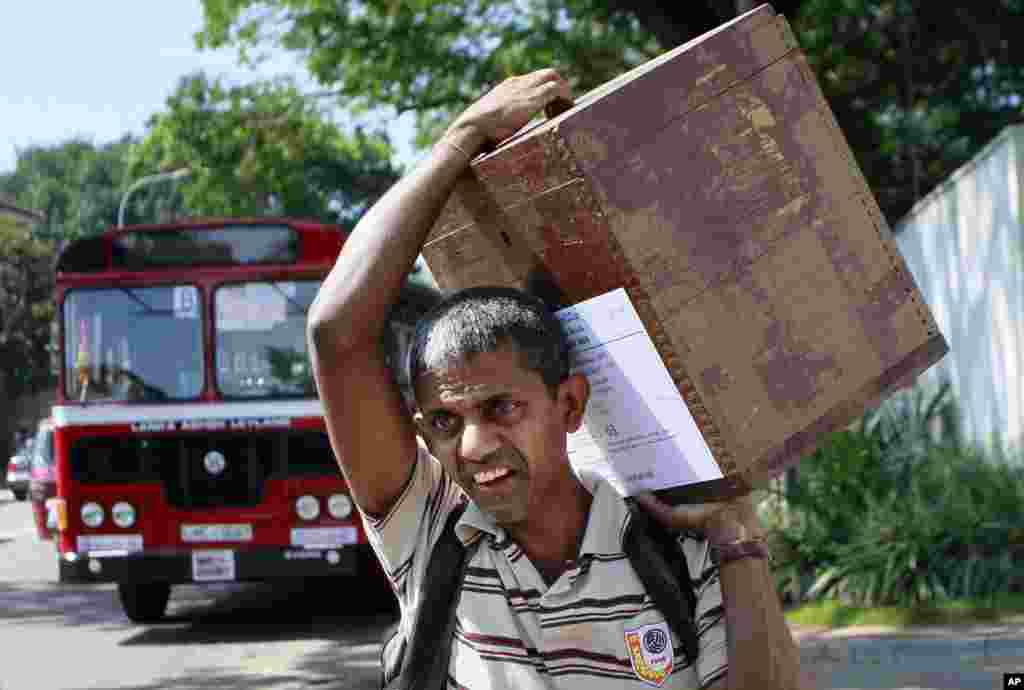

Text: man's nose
xmin=460 ymin=421 xmax=501 ymax=463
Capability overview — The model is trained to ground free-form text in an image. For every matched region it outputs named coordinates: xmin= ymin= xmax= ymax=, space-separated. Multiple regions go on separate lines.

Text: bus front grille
xmin=69 ymin=430 xmax=338 ymax=509
xmin=69 ymin=433 xmax=277 ymax=509
xmin=167 ymin=435 xmax=276 ymax=509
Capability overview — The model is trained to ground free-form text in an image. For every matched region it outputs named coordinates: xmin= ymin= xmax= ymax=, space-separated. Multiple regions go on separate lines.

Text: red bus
xmin=49 ymin=218 xmax=395 ymax=623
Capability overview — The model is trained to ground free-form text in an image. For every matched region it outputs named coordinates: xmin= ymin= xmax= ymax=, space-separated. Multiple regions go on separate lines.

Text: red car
xmin=28 ymin=419 xmax=57 ymax=541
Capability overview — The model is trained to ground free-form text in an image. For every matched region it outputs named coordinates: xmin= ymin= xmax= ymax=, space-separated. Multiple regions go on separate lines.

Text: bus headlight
xmin=295 ymin=495 xmax=320 ymax=521
xmin=111 ymin=501 xmax=136 ymax=528
xmin=81 ymin=502 xmax=105 ymax=528
xmin=327 ymin=494 xmax=353 ymax=520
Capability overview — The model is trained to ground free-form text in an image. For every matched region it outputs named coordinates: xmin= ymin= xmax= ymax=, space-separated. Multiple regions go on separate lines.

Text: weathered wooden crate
xmin=423 ymin=4 xmax=948 ymax=502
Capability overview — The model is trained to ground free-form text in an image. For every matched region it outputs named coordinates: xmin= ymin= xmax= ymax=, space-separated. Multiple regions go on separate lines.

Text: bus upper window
xmin=111 ymin=225 xmax=298 ymax=268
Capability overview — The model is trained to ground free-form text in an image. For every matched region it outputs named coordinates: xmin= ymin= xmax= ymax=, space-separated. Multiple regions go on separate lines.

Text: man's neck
xmin=507 ymin=483 xmax=593 ymax=567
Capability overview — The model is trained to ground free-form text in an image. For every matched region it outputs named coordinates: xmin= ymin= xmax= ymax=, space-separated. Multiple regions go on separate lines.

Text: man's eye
xmin=491 ymin=399 xmax=521 ymax=418
xmin=430 ymin=414 xmax=460 ymax=434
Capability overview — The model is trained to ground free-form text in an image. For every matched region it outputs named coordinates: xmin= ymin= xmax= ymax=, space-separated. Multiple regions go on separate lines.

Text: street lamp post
xmin=117 ymin=168 xmax=191 ymax=228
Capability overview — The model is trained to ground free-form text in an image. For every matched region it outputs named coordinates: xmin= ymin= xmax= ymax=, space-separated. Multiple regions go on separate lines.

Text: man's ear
xmin=412 ymin=410 xmax=433 ymax=438
xmin=559 ymin=372 xmax=590 ymax=432
xmin=411 ymin=411 xmax=438 ymax=454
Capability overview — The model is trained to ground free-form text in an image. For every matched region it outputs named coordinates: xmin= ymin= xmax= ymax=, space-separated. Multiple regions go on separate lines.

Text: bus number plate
xmin=181 ymin=523 xmax=254 ymax=543
xmin=192 ymin=549 xmax=236 ymax=582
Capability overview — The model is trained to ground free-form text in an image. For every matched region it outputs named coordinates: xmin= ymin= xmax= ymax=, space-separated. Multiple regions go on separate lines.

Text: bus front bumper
xmin=58 ymin=544 xmax=376 ymax=584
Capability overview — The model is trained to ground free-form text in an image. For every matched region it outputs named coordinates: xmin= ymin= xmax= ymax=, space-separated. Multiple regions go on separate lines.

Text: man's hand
xmin=632 ymin=491 xmax=766 ymax=546
xmin=445 ymin=69 xmax=573 ymax=154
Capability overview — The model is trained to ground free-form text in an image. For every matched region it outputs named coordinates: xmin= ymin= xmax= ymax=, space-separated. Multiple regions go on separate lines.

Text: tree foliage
xmin=198 ymin=0 xmax=659 ymax=148
xmin=0 ymin=215 xmax=56 ymax=410
xmin=791 ymin=0 xmax=1024 ymax=226
xmin=0 ymin=138 xmax=145 ymax=243
xmin=132 ymin=72 xmax=401 ymax=228
xmin=198 ymin=0 xmax=1024 ymax=223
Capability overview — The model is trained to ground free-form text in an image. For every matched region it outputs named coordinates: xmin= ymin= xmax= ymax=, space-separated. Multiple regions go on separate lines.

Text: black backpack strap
xmin=385 ymin=502 xmax=470 ymax=690
xmin=622 ymin=498 xmax=700 ymax=664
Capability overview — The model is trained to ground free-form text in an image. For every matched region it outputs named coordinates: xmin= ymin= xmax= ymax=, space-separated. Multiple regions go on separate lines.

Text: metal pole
xmin=117 ymin=168 xmax=191 ymax=228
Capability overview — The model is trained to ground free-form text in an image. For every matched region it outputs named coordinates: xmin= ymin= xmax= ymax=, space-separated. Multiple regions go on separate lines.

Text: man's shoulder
xmin=359 ymin=442 xmax=460 ymax=533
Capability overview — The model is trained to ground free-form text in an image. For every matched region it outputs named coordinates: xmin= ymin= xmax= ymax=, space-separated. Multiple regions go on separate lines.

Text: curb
xmin=790 ymin=618 xmax=1024 ymax=642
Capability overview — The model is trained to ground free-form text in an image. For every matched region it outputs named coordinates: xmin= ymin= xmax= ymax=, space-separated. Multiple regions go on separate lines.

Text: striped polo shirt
xmin=363 ymin=444 xmax=728 ymax=689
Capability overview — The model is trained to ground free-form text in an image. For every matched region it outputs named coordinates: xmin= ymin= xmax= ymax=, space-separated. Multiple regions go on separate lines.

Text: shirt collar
xmin=453 ymin=478 xmax=629 ymax=555
xmin=455 ymin=498 xmax=504 ymax=546
xmin=577 ymin=479 xmax=630 ymax=557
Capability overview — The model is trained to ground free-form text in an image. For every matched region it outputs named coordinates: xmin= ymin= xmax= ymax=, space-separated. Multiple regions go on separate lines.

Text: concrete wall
xmin=896 ymin=125 xmax=1024 ymax=452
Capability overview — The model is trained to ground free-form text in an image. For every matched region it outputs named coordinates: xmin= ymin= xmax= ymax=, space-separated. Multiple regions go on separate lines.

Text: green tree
xmin=793 ymin=0 xmax=1024 ymax=228
xmin=197 ymin=0 xmax=1024 ymax=223
xmin=0 ymin=215 xmax=56 ymax=459
xmin=0 ymin=137 xmax=154 ymax=242
xmin=132 ymin=72 xmax=400 ymax=228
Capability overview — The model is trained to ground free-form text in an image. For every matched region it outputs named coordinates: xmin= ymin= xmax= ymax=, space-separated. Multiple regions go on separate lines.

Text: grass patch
xmin=785 ymin=594 xmax=1024 ymax=629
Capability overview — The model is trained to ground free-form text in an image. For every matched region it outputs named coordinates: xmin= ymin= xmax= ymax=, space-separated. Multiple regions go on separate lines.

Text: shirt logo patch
xmin=625 ymin=621 xmax=674 ymax=687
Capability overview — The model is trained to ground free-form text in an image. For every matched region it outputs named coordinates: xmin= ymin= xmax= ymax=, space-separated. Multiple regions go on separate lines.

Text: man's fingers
xmin=634 ymin=491 xmax=730 ymax=531
xmin=531 ymin=80 xmax=573 ymax=124
xmin=634 ymin=492 xmax=723 ymax=523
xmin=521 ymin=67 xmax=564 ymax=87
xmin=536 ymin=78 xmax=572 ymax=103
xmin=521 ymin=69 xmax=571 ymax=105
xmin=453 ymin=67 xmax=571 ymax=146
xmin=633 ymin=491 xmax=674 ymax=523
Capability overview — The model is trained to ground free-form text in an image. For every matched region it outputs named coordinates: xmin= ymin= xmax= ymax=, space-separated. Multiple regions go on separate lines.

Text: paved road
xmin=793 ymin=614 xmax=1024 ymax=688
xmin=795 ymin=622 xmax=1024 ymax=689
xmin=3 ymin=488 xmax=1023 ymax=689
xmin=0 ymin=489 xmax=397 ymax=690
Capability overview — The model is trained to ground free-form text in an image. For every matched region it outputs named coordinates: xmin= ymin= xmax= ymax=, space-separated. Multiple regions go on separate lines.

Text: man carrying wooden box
xmin=308 ymin=67 xmax=801 ymax=690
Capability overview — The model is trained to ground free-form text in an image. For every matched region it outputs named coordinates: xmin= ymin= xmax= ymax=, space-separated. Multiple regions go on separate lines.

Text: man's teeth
xmin=474 ymin=467 xmax=511 ymax=484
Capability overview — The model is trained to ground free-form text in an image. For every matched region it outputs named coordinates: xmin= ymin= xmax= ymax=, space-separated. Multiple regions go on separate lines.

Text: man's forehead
xmin=414 ymin=348 xmax=540 ymax=404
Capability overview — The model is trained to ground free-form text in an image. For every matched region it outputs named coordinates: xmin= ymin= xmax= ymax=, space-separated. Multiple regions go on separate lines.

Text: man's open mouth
xmin=474 ymin=467 xmax=513 ymax=486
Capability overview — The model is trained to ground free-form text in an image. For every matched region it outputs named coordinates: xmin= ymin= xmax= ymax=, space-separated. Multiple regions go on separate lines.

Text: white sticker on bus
xmin=173 ymin=286 xmax=199 ymax=319
xmin=290 ymin=527 xmax=358 ymax=549
xmin=192 ymin=549 xmax=236 ymax=582
xmin=77 ymin=534 xmax=144 ymax=554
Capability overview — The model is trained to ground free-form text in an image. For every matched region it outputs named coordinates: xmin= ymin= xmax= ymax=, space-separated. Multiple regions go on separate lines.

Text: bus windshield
xmin=64 ymin=286 xmax=204 ymax=402
xmin=214 ymin=280 xmax=319 ymax=398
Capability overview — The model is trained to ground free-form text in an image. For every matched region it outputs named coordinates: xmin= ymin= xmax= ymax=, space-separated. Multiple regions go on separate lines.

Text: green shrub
xmin=772 ymin=381 xmax=1024 ymax=606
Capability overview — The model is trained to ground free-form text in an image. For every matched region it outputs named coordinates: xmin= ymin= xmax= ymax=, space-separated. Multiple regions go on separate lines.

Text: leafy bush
xmin=769 ymin=381 xmax=1024 ymax=606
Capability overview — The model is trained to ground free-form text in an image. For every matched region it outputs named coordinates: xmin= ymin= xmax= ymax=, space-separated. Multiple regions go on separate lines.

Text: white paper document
xmin=556 ymin=289 xmax=722 ymax=496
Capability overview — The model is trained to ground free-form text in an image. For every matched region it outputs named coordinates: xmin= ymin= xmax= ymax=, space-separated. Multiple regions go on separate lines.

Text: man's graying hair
xmin=408 ymin=286 xmax=570 ymax=404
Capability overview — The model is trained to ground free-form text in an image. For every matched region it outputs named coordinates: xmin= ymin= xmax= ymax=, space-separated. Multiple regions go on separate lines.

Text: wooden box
xmin=423 ymin=4 xmax=948 ymax=501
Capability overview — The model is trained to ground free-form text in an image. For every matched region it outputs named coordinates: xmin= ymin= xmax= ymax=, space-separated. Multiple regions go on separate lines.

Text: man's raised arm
xmin=306 ymin=70 xmax=572 ymax=517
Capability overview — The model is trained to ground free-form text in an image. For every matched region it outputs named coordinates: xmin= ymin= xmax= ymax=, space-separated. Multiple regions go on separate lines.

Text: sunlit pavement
xmin=0 ymin=495 xmax=396 ymax=690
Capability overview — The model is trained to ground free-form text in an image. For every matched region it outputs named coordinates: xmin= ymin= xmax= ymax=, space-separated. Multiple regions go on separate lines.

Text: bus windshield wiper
xmin=119 ymin=288 xmax=171 ymax=316
xmin=269 ymin=283 xmax=307 ymax=316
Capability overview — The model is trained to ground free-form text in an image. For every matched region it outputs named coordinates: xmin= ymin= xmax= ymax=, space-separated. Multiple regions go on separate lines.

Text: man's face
xmin=413 ymin=346 xmax=588 ymax=527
